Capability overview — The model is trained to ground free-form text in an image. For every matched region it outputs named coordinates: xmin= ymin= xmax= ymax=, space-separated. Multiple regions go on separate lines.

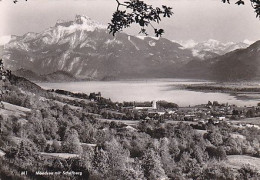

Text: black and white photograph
xmin=0 ymin=0 xmax=260 ymax=179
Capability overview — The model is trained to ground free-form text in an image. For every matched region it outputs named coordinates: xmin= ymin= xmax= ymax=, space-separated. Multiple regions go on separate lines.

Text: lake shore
xmin=183 ymin=83 xmax=260 ymax=94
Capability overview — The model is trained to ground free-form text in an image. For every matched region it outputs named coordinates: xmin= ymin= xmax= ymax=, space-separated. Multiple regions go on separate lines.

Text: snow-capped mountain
xmin=2 ymin=15 xmax=194 ymax=80
xmin=0 ymin=35 xmax=12 ymax=46
xmin=178 ymin=39 xmax=252 ymax=56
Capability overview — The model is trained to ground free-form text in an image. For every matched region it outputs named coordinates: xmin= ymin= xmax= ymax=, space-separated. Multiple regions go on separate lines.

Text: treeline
xmin=185 ymin=84 xmax=260 ymax=93
xmin=49 ymin=89 xmax=89 ymax=100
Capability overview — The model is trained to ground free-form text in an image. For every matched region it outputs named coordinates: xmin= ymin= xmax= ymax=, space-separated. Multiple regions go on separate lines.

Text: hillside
xmin=13 ymin=69 xmax=78 ymax=82
xmin=210 ymin=40 xmax=260 ymax=81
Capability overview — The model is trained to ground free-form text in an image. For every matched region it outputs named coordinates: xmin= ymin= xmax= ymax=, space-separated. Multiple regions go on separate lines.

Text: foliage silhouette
xmin=222 ymin=0 xmax=260 ymax=18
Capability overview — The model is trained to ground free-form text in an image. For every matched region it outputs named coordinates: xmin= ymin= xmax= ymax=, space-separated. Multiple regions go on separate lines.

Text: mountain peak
xmin=55 ymin=15 xmax=106 ymax=31
xmin=74 ymin=15 xmax=92 ymax=24
xmin=0 ymin=35 xmax=11 ymax=46
xmin=207 ymin=39 xmax=220 ymax=43
xmin=202 ymin=39 xmax=222 ymax=48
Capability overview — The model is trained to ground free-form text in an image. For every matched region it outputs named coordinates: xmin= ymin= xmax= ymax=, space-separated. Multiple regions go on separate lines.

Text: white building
xmin=134 ymin=100 xmax=157 ymax=110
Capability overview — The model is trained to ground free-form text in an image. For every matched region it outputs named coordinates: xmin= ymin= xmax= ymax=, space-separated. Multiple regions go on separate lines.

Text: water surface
xmin=38 ymin=79 xmax=260 ymax=107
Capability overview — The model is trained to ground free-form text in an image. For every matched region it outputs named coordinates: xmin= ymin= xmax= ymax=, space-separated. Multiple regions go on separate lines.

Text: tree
xmin=238 ymin=165 xmax=259 ymax=180
xmin=102 ymin=138 xmax=131 ymax=179
xmin=41 ymin=117 xmax=59 ymax=140
xmin=159 ymin=138 xmax=177 ymax=176
xmin=246 ymin=108 xmax=256 ymax=118
xmin=204 ymin=131 xmax=223 ymax=146
xmin=200 ymin=162 xmax=236 ymax=180
xmin=18 ymin=141 xmax=27 ymax=159
xmin=0 ymin=59 xmax=11 ymax=81
xmin=142 ymin=148 xmax=168 ymax=180
xmin=108 ymin=0 xmax=173 ymax=37
xmin=205 ymin=146 xmax=227 ymax=160
xmin=5 ymin=147 xmax=18 ymax=159
xmin=92 ymin=147 xmax=110 ymax=178
xmin=62 ymin=129 xmax=83 ymax=154
xmin=0 ymin=59 xmax=4 ymax=81
xmin=52 ymin=159 xmax=64 ymax=171
xmin=52 ymin=139 xmax=61 ymax=153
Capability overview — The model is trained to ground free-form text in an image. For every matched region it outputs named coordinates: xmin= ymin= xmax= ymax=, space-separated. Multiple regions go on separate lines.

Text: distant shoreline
xmin=183 ymin=84 xmax=260 ymax=94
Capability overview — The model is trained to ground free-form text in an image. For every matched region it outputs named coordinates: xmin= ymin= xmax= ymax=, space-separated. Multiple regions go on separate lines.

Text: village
xmin=56 ymin=90 xmax=260 ymax=129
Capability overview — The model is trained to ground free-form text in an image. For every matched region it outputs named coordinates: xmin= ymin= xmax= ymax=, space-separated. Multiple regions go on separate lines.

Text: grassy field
xmin=2 ymin=102 xmax=31 ymax=112
xmin=40 ymin=152 xmax=79 ymax=159
xmin=230 ymin=133 xmax=246 ymax=140
xmin=166 ymin=120 xmax=198 ymax=125
xmin=97 ymin=118 xmax=140 ymax=126
xmin=0 ymin=108 xmax=25 ymax=118
xmin=229 ymin=117 xmax=260 ymax=126
xmin=0 ymin=101 xmax=31 ymax=117
xmin=227 ymin=155 xmax=260 ymax=172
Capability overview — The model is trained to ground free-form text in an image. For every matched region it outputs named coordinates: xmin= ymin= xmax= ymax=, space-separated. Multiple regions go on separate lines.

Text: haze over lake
xmin=38 ymin=79 xmax=260 ymax=107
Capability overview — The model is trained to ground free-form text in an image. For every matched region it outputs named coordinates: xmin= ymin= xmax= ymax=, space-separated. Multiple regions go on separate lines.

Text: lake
xmin=37 ymin=79 xmax=260 ymax=107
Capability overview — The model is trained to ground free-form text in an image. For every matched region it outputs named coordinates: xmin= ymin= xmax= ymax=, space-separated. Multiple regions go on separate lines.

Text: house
xmin=89 ymin=92 xmax=101 ymax=101
xmin=218 ymin=116 xmax=226 ymax=121
xmin=167 ymin=110 xmax=176 ymax=114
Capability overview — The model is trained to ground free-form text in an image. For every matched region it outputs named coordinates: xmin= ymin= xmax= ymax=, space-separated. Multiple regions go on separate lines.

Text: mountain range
xmin=177 ymin=39 xmax=252 ymax=60
xmin=181 ymin=41 xmax=260 ymax=81
xmin=178 ymin=39 xmax=251 ymax=55
xmin=1 ymin=15 xmax=259 ymax=81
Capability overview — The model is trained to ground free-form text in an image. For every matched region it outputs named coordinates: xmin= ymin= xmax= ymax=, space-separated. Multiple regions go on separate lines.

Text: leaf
xmin=139 ymin=18 xmax=145 ymax=26
xmin=154 ymin=29 xmax=164 ymax=37
xmin=235 ymin=0 xmax=245 ymax=5
xmin=222 ymin=0 xmax=230 ymax=4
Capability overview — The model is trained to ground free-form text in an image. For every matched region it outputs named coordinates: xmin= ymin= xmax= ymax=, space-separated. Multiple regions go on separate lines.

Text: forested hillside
xmin=0 ymin=73 xmax=260 ymax=179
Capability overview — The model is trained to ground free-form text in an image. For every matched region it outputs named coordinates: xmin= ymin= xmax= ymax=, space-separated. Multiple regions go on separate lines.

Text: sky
xmin=0 ymin=0 xmax=260 ymax=43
